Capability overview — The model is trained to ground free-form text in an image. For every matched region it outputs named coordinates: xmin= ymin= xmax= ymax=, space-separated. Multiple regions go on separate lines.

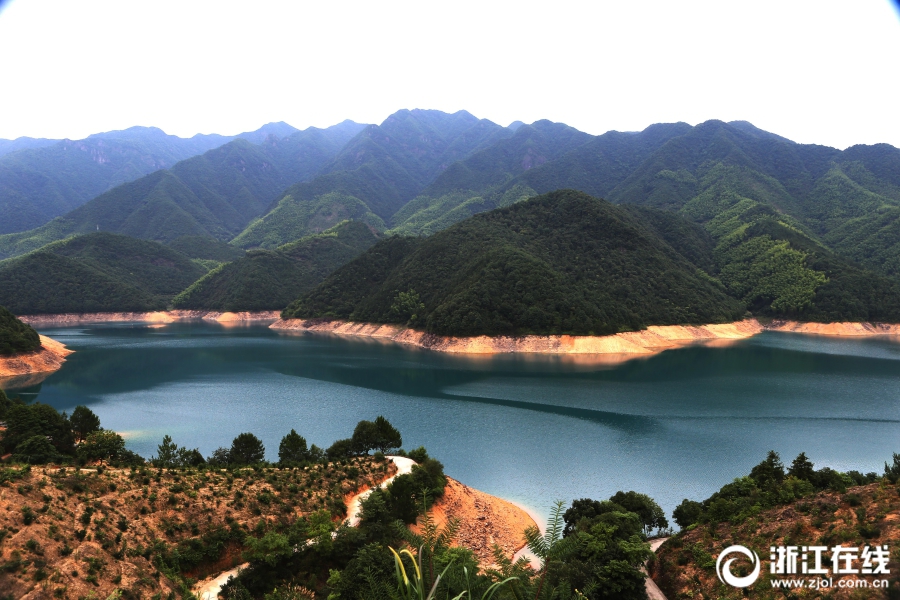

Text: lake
xmin=6 ymin=321 xmax=900 ymax=522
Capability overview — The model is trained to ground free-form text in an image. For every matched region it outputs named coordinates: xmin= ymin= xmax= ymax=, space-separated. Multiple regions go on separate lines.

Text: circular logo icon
xmin=716 ymin=545 xmax=761 ymax=588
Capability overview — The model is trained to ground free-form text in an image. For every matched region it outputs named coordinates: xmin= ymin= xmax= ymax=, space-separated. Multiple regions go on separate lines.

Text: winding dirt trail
xmin=192 ymin=456 xmax=415 ymax=600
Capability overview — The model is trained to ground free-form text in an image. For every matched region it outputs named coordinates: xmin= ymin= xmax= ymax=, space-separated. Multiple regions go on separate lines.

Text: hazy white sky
xmin=1 ymin=0 xmax=898 ymax=149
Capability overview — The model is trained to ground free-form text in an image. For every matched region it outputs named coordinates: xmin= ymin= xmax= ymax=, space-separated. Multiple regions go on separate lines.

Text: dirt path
xmin=192 ymin=456 xmax=414 ymax=600
xmin=645 ymin=537 xmax=670 ymax=600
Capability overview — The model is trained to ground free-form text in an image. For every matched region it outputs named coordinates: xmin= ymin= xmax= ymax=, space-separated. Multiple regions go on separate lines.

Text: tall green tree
xmin=278 ymin=429 xmax=310 ymax=464
xmin=78 ymin=430 xmax=126 ymax=463
xmin=373 ymin=415 xmax=402 ymax=453
xmin=351 ymin=420 xmax=380 ymax=455
xmin=154 ymin=434 xmax=180 ymax=468
xmin=230 ymin=432 xmax=266 ymax=465
xmin=788 ymin=452 xmax=815 ymax=481
xmin=70 ymin=405 xmax=101 ymax=443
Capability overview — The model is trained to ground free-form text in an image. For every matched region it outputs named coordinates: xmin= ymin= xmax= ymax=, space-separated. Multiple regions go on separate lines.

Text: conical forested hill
xmin=284 ymin=190 xmax=747 ymax=336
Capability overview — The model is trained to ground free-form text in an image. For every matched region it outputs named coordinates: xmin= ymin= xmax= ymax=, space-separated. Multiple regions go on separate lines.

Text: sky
xmin=0 ymin=0 xmax=898 ymax=150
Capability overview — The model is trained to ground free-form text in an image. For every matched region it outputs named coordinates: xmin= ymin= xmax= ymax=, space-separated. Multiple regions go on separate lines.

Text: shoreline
xmin=271 ymin=317 xmax=765 ymax=355
xmin=0 ymin=335 xmax=74 ymax=386
xmin=18 ymin=310 xmax=280 ymax=325
xmin=764 ymin=319 xmax=900 ymax=336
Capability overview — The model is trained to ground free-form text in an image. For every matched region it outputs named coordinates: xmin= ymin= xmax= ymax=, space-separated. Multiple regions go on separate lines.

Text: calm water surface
xmin=6 ymin=322 xmax=900 ymax=521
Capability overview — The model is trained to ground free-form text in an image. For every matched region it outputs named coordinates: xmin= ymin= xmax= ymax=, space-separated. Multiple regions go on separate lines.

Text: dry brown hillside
xmin=0 ymin=457 xmax=394 ymax=600
xmin=652 ymin=482 xmax=900 ymax=599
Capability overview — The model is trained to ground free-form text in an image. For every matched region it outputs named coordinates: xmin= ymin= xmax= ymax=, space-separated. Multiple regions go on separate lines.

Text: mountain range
xmin=0 ymin=122 xmax=302 ymax=234
xmin=2 ymin=109 xmax=900 ymax=329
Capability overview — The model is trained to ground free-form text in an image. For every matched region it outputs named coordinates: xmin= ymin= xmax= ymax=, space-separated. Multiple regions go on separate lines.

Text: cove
xmin=8 ymin=321 xmax=900 ymax=521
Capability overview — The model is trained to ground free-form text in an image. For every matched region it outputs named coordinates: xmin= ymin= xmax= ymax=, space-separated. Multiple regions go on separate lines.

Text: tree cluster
xmin=0 ymin=395 xmax=140 ymax=466
xmin=671 ymin=450 xmax=884 ymax=529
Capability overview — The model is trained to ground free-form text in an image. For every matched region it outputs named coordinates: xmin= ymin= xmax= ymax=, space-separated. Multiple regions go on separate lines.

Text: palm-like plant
xmin=482 ymin=544 xmax=534 ymax=600
xmin=389 ymin=546 xmax=516 ymax=600
xmin=522 ymin=500 xmax=579 ymax=600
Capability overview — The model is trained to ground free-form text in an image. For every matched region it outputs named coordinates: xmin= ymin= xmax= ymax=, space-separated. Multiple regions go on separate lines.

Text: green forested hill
xmin=0 ymin=123 xmax=300 ymax=235
xmin=172 ymin=221 xmax=380 ymax=311
xmin=0 ymin=233 xmax=206 ymax=314
xmin=230 ymin=109 xmax=512 ymax=248
xmin=0 ymin=122 xmax=366 ymax=258
xmin=284 ymin=190 xmax=746 ymax=336
xmin=165 ymin=236 xmax=246 ymax=262
xmin=0 ymin=305 xmax=41 ymax=355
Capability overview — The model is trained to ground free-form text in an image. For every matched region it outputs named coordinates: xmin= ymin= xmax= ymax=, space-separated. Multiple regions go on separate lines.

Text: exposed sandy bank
xmin=270 ymin=318 xmax=763 ymax=355
xmin=18 ymin=310 xmax=280 ymax=325
xmin=412 ymin=477 xmax=538 ymax=565
xmin=0 ymin=335 xmax=73 ymax=384
xmin=765 ymin=320 xmax=900 ymax=336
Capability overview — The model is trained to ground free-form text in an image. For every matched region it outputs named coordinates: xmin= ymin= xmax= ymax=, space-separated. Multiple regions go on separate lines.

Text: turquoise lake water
xmin=6 ymin=322 xmax=900 ymax=522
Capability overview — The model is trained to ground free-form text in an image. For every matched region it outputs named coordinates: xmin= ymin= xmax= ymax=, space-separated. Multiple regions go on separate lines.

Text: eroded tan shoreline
xmin=765 ymin=320 xmax=900 ymax=336
xmin=18 ymin=310 xmax=280 ymax=325
xmin=270 ymin=317 xmax=900 ymax=355
xmin=271 ymin=318 xmax=765 ymax=355
xmin=0 ymin=335 xmax=74 ymax=386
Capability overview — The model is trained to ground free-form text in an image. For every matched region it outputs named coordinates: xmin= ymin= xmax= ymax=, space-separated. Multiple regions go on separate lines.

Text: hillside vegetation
xmin=173 ymin=221 xmax=380 ymax=311
xmin=285 ymin=190 xmax=746 ymax=336
xmin=0 ymin=233 xmax=205 ymax=314
xmin=653 ymin=450 xmax=900 ymax=599
xmin=0 ymin=305 xmax=41 ymax=355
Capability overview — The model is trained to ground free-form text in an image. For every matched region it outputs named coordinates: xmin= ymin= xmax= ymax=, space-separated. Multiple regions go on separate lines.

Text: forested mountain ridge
xmin=385 ymin=117 xmax=900 ymax=284
xmin=389 ymin=121 xmax=684 ymax=236
xmin=5 ymin=112 xmax=900 ymax=325
xmin=0 ymin=233 xmax=206 ymax=314
xmin=0 ymin=136 xmax=57 ymax=157
xmin=173 ymin=220 xmax=380 ymax=311
xmin=231 ymin=109 xmax=515 ymax=248
xmin=284 ymin=190 xmax=747 ymax=336
xmin=0 ymin=122 xmax=301 ymax=234
xmin=0 ymin=121 xmax=367 ymax=259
